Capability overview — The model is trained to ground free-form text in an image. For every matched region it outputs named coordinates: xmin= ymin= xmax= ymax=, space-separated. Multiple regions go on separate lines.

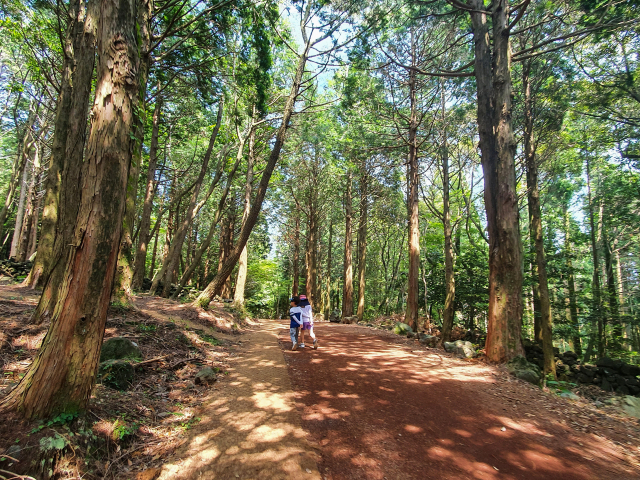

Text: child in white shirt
xmin=298 ymin=294 xmax=318 ymax=349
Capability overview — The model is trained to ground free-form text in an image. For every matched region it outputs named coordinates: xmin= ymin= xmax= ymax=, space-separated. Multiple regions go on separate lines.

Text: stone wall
xmin=525 ymin=343 xmax=640 ymax=397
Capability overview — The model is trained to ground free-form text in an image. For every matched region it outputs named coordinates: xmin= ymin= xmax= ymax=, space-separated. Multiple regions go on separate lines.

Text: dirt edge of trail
xmin=156 ymin=320 xmax=323 ymax=480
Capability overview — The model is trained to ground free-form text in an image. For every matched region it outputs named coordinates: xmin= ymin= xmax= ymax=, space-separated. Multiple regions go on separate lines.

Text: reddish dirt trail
xmin=278 ymin=322 xmax=640 ymax=480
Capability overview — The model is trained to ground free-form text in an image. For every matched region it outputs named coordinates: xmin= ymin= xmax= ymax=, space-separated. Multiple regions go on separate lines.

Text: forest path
xmin=279 ymin=322 xmax=640 ymax=480
xmin=156 ymin=320 xmax=322 ymax=480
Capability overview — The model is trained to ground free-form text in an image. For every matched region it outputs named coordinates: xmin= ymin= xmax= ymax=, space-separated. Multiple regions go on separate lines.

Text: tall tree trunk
xmin=440 ymin=87 xmax=455 ymax=344
xmin=150 ymin=223 xmax=159 ymax=281
xmin=25 ymin=0 xmax=75 ymax=274
xmin=1 ymin=101 xmax=37 ymax=250
xmin=602 ymin=228 xmax=622 ymax=346
xmin=309 ymin=153 xmax=321 ymax=305
xmin=26 ymin=0 xmax=98 ymax=288
xmin=306 ymin=197 xmax=318 ymax=303
xmin=405 ymin=31 xmax=420 ymax=332
xmin=219 ymin=205 xmax=236 ymax=298
xmin=194 ymin=48 xmax=309 ymax=308
xmin=421 ymin=262 xmax=428 ymax=321
xmin=10 ymin=156 xmax=30 ymax=259
xmin=324 ymin=219 xmax=333 ymax=319
xmin=233 ymin=125 xmax=256 ymax=306
xmin=304 ymin=240 xmax=310 ymax=295
xmin=16 ymin=125 xmax=47 ymax=263
xmin=564 ymin=207 xmax=582 ymax=356
xmin=112 ymin=0 xmax=153 ymax=304
xmin=292 ymin=212 xmax=300 ymax=296
xmin=440 ymin=154 xmax=455 ymax=343
xmin=185 ymin=222 xmax=195 ymax=267
xmin=17 ymin=146 xmax=42 ymax=262
xmin=317 ymin=240 xmax=324 ymax=313
xmin=342 ymin=171 xmax=354 ymax=318
xmin=0 ymin=0 xmax=140 ymax=418
xmin=530 ymin=262 xmax=542 ymax=341
xmin=357 ymin=170 xmax=367 ymax=321
xmin=17 ymin=176 xmax=34 ymax=262
xmin=614 ymin=249 xmax=624 ymax=311
xmin=470 ymin=0 xmax=524 ymax=362
xmin=132 ymin=91 xmax=162 ymax=290
xmin=201 ymin=255 xmax=210 ymax=287
xmin=523 ymin=66 xmax=555 ymax=378
xmin=26 ymin=169 xmax=42 ymax=260
xmin=162 ymin=181 xmax=176 ymax=274
xmin=215 ymin=200 xmax=237 ymax=299
xmin=150 ymin=100 xmax=224 ymax=296
xmin=522 ymin=74 xmax=541 ymax=345
xmin=214 ymin=218 xmax=229 ymax=296
xmin=29 ymin=4 xmax=99 ymax=323
xmin=584 ymin=155 xmax=604 ymax=361
xmin=615 ymin=247 xmax=631 ymax=347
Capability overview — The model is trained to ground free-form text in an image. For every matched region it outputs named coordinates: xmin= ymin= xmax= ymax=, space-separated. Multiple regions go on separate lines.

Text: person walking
xmin=289 ymin=296 xmax=303 ymax=350
xmin=298 ymin=294 xmax=318 ymax=349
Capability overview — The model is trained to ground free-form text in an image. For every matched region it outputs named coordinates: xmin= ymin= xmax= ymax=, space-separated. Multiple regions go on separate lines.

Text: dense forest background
xmin=0 ymin=0 xmax=639 ymax=419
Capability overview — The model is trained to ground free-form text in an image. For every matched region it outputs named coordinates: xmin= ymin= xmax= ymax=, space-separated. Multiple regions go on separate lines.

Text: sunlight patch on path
xmin=157 ymin=321 xmax=321 ymax=480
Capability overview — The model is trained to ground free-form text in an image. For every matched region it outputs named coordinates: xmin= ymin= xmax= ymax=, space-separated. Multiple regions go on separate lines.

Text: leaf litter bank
xmin=0 ymin=284 xmax=245 ymax=479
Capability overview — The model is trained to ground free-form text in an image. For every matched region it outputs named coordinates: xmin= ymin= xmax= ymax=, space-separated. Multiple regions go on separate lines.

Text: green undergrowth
xmin=547 ymin=379 xmax=579 ymax=397
xmin=195 ymin=330 xmax=221 ymax=346
xmin=30 ymin=412 xmax=78 ymax=434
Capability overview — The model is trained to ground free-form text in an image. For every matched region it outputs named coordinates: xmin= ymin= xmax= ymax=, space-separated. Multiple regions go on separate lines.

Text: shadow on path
xmin=280 ymin=322 xmax=640 ymax=480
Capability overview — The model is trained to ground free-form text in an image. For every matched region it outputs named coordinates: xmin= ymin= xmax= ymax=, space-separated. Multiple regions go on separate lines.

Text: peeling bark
xmin=0 ymin=0 xmax=140 ymax=418
xmin=470 ymin=0 xmax=524 ymax=362
xmin=114 ymin=1 xmax=154 ymax=304
xmin=27 ymin=0 xmax=98 ymax=289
